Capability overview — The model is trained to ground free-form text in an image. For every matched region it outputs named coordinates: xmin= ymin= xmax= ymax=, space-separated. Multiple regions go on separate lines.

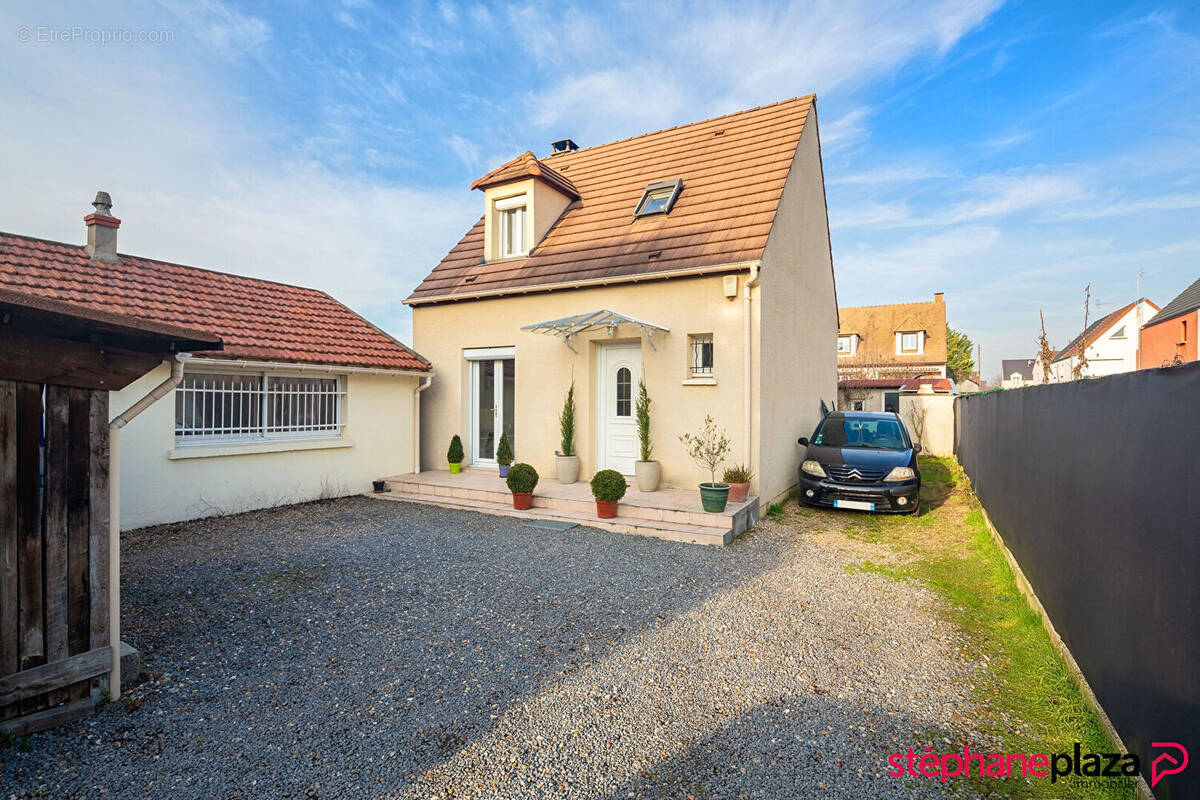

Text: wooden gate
xmin=0 ymin=380 xmax=111 ymax=734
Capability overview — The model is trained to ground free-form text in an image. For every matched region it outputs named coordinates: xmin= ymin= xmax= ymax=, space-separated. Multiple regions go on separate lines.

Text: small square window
xmin=634 ymin=179 xmax=683 ymax=218
xmin=837 ymin=335 xmax=853 ymax=354
xmin=852 ymin=400 xmax=865 ymax=411
xmin=689 ymin=334 xmax=714 ymax=377
xmin=900 ymin=332 xmax=919 ymax=352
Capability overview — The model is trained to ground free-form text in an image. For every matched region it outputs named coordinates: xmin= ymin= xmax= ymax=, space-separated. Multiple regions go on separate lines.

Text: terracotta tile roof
xmin=1145 ymin=277 xmax=1200 ymax=327
xmin=407 ymin=96 xmax=815 ymax=304
xmin=0 ymin=231 xmax=430 ymax=371
xmin=837 ymin=296 xmax=948 ymax=366
xmin=899 ymin=377 xmax=955 ymax=393
xmin=1051 ymin=299 xmax=1157 ymax=364
xmin=837 ymin=378 xmax=906 ymax=389
xmin=470 ymin=151 xmax=580 ymax=199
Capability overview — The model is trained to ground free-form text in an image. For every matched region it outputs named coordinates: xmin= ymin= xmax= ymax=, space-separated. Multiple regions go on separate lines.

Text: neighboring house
xmin=1140 ymin=276 xmax=1199 ymax=368
xmin=1001 ymin=359 xmax=1036 ymax=389
xmin=837 ymin=293 xmax=948 ymax=381
xmin=1047 ymin=298 xmax=1159 ymax=383
xmin=958 ymin=372 xmax=983 ymax=393
xmin=0 ymin=193 xmax=431 ymax=529
xmin=837 ymin=378 xmax=905 ymax=413
xmin=407 ymin=96 xmax=838 ymax=505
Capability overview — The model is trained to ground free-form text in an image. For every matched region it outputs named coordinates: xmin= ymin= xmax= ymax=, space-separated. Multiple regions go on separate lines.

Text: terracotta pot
xmin=634 ymin=460 xmax=661 ymax=492
xmin=555 ymin=454 xmax=580 ymax=484
xmin=512 ymin=492 xmax=533 ymax=510
xmin=449 ymin=462 xmax=462 ymax=474
xmin=727 ymin=481 xmax=750 ymax=503
xmin=595 ymin=499 xmax=618 ymax=519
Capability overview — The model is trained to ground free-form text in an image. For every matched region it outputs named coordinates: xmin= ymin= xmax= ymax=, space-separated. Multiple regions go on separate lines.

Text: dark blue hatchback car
xmin=796 ymin=411 xmax=921 ymax=514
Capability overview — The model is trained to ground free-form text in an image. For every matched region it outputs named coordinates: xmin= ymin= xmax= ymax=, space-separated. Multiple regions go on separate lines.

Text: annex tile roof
xmin=837 ymin=297 xmax=948 ymax=366
xmin=407 ymin=96 xmax=815 ymax=304
xmin=0 ymin=231 xmax=430 ymax=371
xmin=1051 ymin=299 xmax=1157 ymax=364
xmin=470 ymin=151 xmax=580 ymax=199
xmin=1144 ymin=276 xmax=1200 ymax=327
xmin=837 ymin=378 xmax=907 ymax=389
xmin=899 ymin=377 xmax=955 ymax=393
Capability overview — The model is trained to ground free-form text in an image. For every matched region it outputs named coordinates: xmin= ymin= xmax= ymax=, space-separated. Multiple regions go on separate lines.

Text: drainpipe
xmin=107 ymin=352 xmax=190 ymax=699
xmin=743 ymin=263 xmax=761 ymax=467
xmin=413 ymin=374 xmax=433 ymax=473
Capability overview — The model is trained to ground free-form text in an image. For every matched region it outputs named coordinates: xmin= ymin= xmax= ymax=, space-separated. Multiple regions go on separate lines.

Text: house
xmin=1140 ymin=276 xmax=1199 ymax=368
xmin=406 ymin=96 xmax=838 ymax=506
xmin=0 ymin=192 xmax=431 ymax=529
xmin=836 ymin=293 xmax=948 ymax=380
xmin=1046 ymin=298 xmax=1159 ymax=383
xmin=1001 ymin=358 xmax=1036 ymax=389
xmin=958 ymin=372 xmax=983 ymax=393
xmin=837 ymin=378 xmax=906 ymax=413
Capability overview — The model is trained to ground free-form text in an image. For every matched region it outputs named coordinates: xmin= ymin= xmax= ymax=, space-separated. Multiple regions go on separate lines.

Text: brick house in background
xmin=836 ymin=293 xmax=947 ymax=412
xmin=1140 ymin=276 xmax=1199 ymax=368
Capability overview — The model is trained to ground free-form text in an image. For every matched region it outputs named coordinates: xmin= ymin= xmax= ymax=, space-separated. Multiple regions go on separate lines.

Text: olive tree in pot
xmin=506 ymin=463 xmax=538 ymax=510
xmin=555 ymin=379 xmax=580 ymax=484
xmin=679 ymin=415 xmax=732 ymax=512
xmin=633 ymin=377 xmax=660 ymax=492
xmin=496 ymin=432 xmax=513 ymax=478
xmin=723 ymin=464 xmax=753 ymax=503
xmin=447 ymin=434 xmax=464 ymax=474
xmin=590 ymin=469 xmax=627 ymax=518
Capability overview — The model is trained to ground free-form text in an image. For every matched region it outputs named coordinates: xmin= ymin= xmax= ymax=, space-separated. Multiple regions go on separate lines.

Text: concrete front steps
xmin=376 ymin=470 xmax=759 ymax=546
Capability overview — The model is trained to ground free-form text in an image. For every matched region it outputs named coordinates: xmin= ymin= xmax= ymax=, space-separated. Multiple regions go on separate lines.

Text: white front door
xmin=469 ymin=357 xmax=515 ymax=465
xmin=596 ymin=343 xmax=641 ymax=475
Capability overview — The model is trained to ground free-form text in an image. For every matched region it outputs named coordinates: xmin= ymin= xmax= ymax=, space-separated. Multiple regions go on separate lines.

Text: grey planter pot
xmin=634 ymin=460 xmax=661 ymax=492
xmin=555 ymin=454 xmax=580 ymax=484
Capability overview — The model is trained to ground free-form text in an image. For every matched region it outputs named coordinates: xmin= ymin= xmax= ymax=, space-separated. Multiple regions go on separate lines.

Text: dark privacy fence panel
xmin=955 ymin=362 xmax=1199 ymax=798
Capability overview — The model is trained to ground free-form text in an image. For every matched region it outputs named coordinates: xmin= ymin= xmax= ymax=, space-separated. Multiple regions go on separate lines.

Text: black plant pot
xmin=372 ymin=480 xmax=387 ymax=493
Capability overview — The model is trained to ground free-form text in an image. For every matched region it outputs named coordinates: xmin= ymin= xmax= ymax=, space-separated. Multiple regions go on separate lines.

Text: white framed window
xmin=837 ymin=334 xmax=857 ymax=356
xmin=896 ymin=330 xmax=924 ymax=354
xmin=175 ymin=371 xmax=345 ymax=444
xmin=495 ymin=194 xmax=527 ymax=258
xmin=689 ymin=333 xmax=714 ymax=377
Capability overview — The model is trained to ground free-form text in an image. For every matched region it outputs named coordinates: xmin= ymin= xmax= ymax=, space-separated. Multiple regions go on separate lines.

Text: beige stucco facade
xmin=411 ymin=109 xmax=837 ymax=506
xmin=111 ymin=362 xmax=420 ymax=530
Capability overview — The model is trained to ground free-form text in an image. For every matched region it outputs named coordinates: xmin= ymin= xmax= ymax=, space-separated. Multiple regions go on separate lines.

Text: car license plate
xmin=834 ymin=499 xmax=875 ymax=511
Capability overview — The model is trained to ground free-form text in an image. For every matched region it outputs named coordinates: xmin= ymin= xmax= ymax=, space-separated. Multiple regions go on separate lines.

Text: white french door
xmin=595 ymin=343 xmax=641 ymax=475
xmin=469 ymin=356 xmax=515 ymax=465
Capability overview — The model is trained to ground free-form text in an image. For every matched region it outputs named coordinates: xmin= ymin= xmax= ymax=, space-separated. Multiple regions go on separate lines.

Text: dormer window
xmin=495 ymin=194 xmax=527 ymax=258
xmin=634 ymin=179 xmax=683 ymax=218
xmin=896 ymin=330 xmax=924 ymax=355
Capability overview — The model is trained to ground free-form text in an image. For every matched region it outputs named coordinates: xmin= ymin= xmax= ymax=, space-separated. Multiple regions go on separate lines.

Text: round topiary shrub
xmin=447 ymin=434 xmax=464 ymax=464
xmin=590 ymin=469 xmax=627 ymax=502
xmin=506 ymin=463 xmax=539 ymax=494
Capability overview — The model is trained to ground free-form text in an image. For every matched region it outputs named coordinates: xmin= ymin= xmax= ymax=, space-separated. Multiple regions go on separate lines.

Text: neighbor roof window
xmin=1110 ymin=325 xmax=1126 ymax=339
xmin=634 ymin=179 xmax=683 ymax=218
xmin=495 ymin=193 xmax=527 ymax=258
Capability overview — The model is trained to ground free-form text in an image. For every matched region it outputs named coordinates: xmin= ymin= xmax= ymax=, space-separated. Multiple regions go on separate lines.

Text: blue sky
xmin=2 ymin=0 xmax=1197 ymax=378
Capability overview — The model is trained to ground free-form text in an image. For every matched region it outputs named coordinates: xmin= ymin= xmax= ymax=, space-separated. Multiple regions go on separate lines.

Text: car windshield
xmin=813 ymin=417 xmax=909 ymax=450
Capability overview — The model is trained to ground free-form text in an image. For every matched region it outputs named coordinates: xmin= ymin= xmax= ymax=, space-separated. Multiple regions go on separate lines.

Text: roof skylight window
xmin=634 ymin=179 xmax=683 ymax=218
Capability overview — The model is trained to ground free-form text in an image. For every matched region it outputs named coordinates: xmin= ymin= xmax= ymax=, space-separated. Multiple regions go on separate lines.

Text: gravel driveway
xmin=1 ymin=496 xmax=982 ymax=799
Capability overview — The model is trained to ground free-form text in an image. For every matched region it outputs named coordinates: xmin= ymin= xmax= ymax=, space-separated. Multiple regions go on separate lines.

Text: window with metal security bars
xmin=175 ymin=372 xmax=344 ymax=443
xmin=689 ymin=334 xmax=714 ymax=377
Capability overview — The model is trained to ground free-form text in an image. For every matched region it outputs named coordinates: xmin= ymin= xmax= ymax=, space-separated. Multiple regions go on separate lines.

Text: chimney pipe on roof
xmin=85 ymin=190 xmax=121 ymax=264
xmin=550 ymin=138 xmax=578 ymax=154
xmin=933 ymin=291 xmax=944 ymax=303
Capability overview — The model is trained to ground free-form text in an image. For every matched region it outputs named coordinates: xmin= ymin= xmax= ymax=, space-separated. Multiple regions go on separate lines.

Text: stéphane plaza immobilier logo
xmin=887 ymin=741 xmax=1188 ymax=789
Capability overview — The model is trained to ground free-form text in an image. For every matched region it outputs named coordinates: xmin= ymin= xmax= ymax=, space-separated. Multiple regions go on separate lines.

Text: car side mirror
xmin=912 ymin=443 xmax=923 ymax=454
xmin=797 ymin=437 xmax=809 ymax=447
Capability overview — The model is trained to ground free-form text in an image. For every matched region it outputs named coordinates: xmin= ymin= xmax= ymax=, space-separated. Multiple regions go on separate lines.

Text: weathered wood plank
xmin=0 ymin=647 xmax=112 ymax=707
xmin=0 ymin=332 xmax=163 ymax=392
xmin=15 ymin=381 xmax=43 ymax=671
xmin=0 ymin=380 xmax=18 ymax=679
xmin=43 ymin=386 xmax=71 ymax=707
xmin=0 ymin=697 xmax=94 ymax=737
xmin=88 ymin=390 xmax=110 ymax=659
xmin=66 ymin=388 xmax=91 ymax=656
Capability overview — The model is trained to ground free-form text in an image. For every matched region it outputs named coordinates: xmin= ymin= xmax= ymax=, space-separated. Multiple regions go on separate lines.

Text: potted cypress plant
xmin=633 ymin=377 xmax=660 ymax=492
xmin=590 ymin=469 xmax=627 ymax=519
xmin=496 ymin=432 xmax=514 ymax=478
xmin=447 ymin=434 xmax=464 ymax=474
xmin=722 ymin=464 xmax=753 ymax=503
xmin=555 ymin=379 xmax=580 ymax=484
xmin=679 ymin=415 xmax=732 ymax=512
xmin=506 ymin=463 xmax=538 ymax=509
